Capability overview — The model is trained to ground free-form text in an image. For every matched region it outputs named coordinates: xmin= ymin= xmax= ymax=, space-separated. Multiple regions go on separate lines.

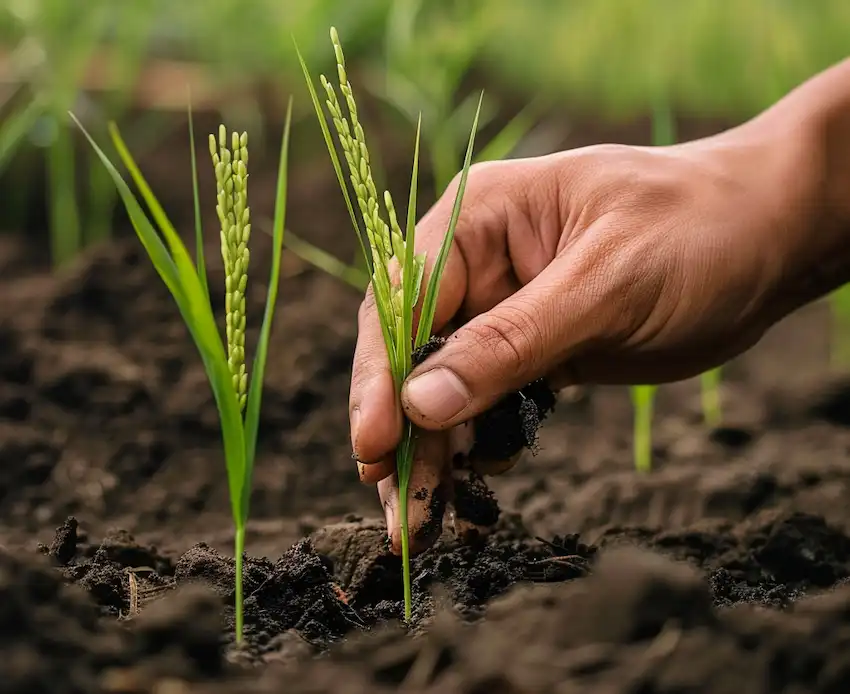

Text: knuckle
xmin=462 ymin=304 xmax=544 ymax=375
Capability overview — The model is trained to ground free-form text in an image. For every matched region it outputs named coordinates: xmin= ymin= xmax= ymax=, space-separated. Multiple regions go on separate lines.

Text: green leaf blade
xmin=474 ymin=99 xmax=539 ymax=164
xmin=243 ymin=98 xmax=293 ymax=520
xmin=401 ymin=114 xmax=422 ymax=376
xmin=187 ymin=98 xmax=210 ymax=303
xmin=415 ymin=92 xmax=484 ymax=347
xmin=73 ymin=114 xmax=247 ymax=524
xmin=293 ymin=37 xmax=373 ymax=276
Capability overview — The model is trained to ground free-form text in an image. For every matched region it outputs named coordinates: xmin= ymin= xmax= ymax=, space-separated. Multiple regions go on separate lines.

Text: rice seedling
xmin=71 ymin=98 xmax=293 ymax=643
xmin=700 ymin=367 xmax=723 ymax=427
xmin=284 ymin=0 xmax=538 ymax=292
xmin=628 ymin=97 xmax=675 ymax=472
xmin=297 ymin=27 xmax=481 ymax=622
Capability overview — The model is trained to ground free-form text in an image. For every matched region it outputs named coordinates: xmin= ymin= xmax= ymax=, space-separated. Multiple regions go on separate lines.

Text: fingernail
xmin=404 ymin=368 xmax=471 ymax=424
xmin=350 ymin=407 xmax=361 ymax=453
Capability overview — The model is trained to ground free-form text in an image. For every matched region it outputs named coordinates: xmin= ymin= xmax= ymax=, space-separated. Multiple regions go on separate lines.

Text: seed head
xmin=211 ymin=126 xmax=251 ymax=411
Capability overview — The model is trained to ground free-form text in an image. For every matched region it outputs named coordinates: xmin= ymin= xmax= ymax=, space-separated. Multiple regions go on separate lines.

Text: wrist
xmin=734 ymin=59 xmax=850 ymax=317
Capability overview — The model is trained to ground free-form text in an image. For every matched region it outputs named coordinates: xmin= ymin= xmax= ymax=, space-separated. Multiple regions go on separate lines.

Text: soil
xmin=4 ymin=109 xmax=850 ymax=693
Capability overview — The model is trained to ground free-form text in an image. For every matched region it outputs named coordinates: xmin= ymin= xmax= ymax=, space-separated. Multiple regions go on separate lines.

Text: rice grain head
xmin=209 ymin=126 xmax=251 ymax=411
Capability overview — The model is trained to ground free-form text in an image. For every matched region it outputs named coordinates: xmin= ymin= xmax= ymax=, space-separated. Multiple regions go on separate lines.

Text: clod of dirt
xmin=40 ymin=518 xmax=176 ymax=616
xmin=411 ymin=336 xmax=557 ymax=463
xmin=450 ymin=469 xmax=501 ymax=542
xmin=411 ymin=336 xmax=446 ymax=366
xmin=469 ymin=378 xmax=557 ymax=463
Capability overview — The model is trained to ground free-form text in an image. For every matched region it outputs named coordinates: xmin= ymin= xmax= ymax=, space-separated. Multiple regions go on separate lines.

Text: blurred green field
xmin=0 ymin=0 xmax=848 ymax=263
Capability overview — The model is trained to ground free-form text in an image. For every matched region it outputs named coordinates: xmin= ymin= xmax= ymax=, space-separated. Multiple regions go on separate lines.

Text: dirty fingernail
xmin=405 ymin=368 xmax=471 ymax=424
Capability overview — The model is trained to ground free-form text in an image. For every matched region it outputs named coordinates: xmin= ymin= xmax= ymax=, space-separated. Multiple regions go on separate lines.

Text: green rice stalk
xmin=297 ymin=28 xmax=481 ymax=622
xmin=829 ymin=284 xmax=850 ymax=370
xmin=630 ymin=384 xmax=656 ymax=473
xmin=700 ymin=367 xmax=722 ymax=428
xmin=71 ymin=97 xmax=292 ymax=643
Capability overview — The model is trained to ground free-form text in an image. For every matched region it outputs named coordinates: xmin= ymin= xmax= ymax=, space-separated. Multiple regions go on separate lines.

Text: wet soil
xmin=4 ymin=110 xmax=850 ymax=693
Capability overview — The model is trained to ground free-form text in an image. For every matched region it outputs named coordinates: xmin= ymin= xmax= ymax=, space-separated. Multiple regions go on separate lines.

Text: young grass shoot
xmin=297 ymin=27 xmax=481 ymax=622
xmin=71 ymin=100 xmax=293 ymax=643
xmin=829 ymin=284 xmax=850 ymax=371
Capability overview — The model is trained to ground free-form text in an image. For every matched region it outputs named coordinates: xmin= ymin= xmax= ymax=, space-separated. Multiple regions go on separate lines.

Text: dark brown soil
xmin=4 ymin=109 xmax=850 ymax=693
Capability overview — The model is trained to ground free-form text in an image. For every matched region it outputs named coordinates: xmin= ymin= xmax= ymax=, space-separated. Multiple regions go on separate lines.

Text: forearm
xmin=738 ymin=58 xmax=850 ymax=315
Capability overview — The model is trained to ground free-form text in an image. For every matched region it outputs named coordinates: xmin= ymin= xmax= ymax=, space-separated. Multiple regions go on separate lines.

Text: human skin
xmin=349 ymin=58 xmax=850 ymax=555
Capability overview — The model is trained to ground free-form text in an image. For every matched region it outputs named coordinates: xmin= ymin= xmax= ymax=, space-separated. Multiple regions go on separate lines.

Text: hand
xmin=348 ymin=78 xmax=849 ymax=555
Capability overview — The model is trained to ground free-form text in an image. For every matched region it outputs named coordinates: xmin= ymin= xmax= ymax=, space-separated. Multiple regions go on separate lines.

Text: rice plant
xmin=630 ymin=384 xmax=656 ymax=473
xmin=72 ymin=99 xmax=293 ymax=643
xmin=829 ymin=284 xmax=850 ymax=370
xmin=297 ymin=27 xmax=481 ymax=622
xmin=285 ymin=1 xmax=538 ymax=293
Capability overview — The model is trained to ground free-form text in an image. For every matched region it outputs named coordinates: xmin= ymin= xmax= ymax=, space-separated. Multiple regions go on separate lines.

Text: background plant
xmin=628 ymin=97 xmax=675 ymax=473
xmin=72 ymin=99 xmax=292 ymax=642
xmin=298 ymin=27 xmax=481 ymax=621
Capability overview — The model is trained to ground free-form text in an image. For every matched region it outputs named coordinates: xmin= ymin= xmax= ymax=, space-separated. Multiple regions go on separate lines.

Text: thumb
xmin=400 ymin=254 xmax=600 ymax=430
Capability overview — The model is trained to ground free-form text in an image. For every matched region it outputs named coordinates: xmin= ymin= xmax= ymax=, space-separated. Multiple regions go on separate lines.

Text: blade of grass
xmin=188 ymin=97 xmax=209 ymax=303
xmin=293 ymin=38 xmax=372 ymax=276
xmin=415 ymin=91 xmax=483 ymax=347
xmin=474 ymin=99 xmax=540 ymax=164
xmin=244 ymin=97 xmax=292 ymax=497
xmin=284 ymin=231 xmax=369 ymax=290
xmin=70 ymin=116 xmax=182 ymax=294
xmin=630 ymin=384 xmax=656 ymax=473
xmin=700 ymin=368 xmax=722 ymax=428
xmin=0 ymin=97 xmax=44 ymax=173
xmin=81 ymin=117 xmax=247 ymax=518
xmin=296 ymin=34 xmax=397 ymax=381
xmin=401 ymin=113 xmax=422 ymax=376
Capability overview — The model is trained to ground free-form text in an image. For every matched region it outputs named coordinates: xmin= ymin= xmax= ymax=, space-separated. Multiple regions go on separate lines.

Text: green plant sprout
xmin=297 ymin=27 xmax=481 ymax=622
xmin=701 ymin=367 xmax=723 ymax=427
xmin=630 ymin=384 xmax=656 ymax=473
xmin=628 ymin=96 xmax=676 ymax=472
xmin=71 ymin=99 xmax=292 ymax=643
xmin=829 ymin=284 xmax=850 ymax=370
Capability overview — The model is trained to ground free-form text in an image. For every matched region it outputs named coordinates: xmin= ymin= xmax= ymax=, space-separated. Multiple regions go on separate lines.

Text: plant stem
xmin=398 ymin=476 xmax=412 ymax=622
xmin=830 ymin=288 xmax=850 ymax=370
xmin=631 ymin=385 xmax=656 ymax=473
xmin=234 ymin=525 xmax=245 ymax=643
xmin=396 ymin=427 xmax=415 ymax=622
xmin=700 ymin=367 xmax=722 ymax=427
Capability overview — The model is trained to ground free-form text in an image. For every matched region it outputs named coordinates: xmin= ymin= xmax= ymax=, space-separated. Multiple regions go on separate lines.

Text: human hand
xmin=349 ymin=100 xmax=844 ymax=556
